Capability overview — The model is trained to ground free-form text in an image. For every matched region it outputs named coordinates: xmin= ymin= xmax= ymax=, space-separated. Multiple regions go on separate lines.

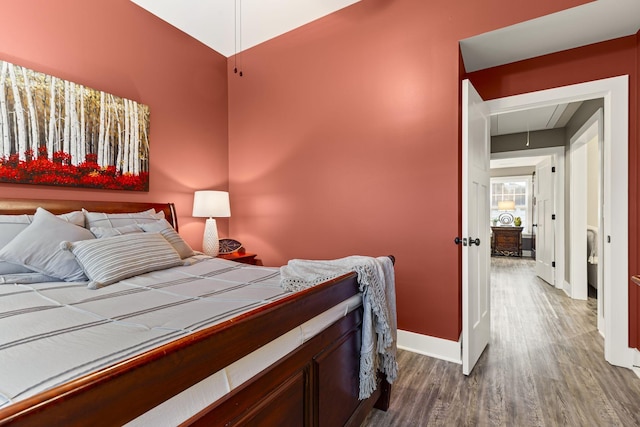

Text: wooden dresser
xmin=491 ymin=226 xmax=523 ymax=257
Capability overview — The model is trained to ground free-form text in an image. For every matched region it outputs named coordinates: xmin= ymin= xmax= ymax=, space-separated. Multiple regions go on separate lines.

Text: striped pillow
xmin=90 ymin=224 xmax=143 ymax=238
xmin=139 ymin=219 xmax=195 ymax=259
xmin=62 ymin=232 xmax=183 ymax=289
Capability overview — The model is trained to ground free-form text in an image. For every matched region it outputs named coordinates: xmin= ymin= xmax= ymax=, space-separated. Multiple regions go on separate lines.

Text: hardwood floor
xmin=362 ymin=257 xmax=640 ymax=426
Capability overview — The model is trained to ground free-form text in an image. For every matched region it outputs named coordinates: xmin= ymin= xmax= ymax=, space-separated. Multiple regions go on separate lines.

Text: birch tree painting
xmin=0 ymin=59 xmax=149 ymax=191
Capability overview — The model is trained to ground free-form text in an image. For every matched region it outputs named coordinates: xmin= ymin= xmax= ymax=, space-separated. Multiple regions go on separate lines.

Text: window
xmin=490 ymin=175 xmax=532 ymax=233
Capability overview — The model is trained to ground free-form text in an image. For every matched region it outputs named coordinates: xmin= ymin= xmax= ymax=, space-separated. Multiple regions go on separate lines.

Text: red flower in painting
xmin=52 ymin=151 xmax=72 ymax=165
xmin=0 ymin=149 xmax=149 ymax=191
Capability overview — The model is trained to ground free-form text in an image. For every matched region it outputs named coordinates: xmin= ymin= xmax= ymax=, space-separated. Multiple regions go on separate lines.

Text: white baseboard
xmin=633 ymin=349 xmax=640 ymax=379
xmin=397 ymin=329 xmax=461 ymax=364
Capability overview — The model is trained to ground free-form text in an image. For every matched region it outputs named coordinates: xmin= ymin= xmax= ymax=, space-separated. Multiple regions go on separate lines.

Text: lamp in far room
xmin=497 ymin=200 xmax=515 ymax=226
xmin=192 ymin=190 xmax=231 ymax=257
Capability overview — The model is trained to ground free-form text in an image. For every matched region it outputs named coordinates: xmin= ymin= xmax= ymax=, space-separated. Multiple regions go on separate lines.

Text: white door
xmin=535 ymin=156 xmax=555 ymax=285
xmin=462 ymin=79 xmax=490 ymax=376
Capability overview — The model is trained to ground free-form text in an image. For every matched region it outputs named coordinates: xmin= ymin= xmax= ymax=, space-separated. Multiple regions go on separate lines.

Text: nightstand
xmin=491 ymin=226 xmax=523 ymax=257
xmin=218 ymin=251 xmax=258 ymax=265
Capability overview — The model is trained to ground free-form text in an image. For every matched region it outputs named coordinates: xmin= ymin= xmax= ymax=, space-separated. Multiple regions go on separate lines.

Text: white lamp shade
xmin=192 ymin=191 xmax=231 ymax=218
xmin=497 ymin=200 xmax=516 ymax=211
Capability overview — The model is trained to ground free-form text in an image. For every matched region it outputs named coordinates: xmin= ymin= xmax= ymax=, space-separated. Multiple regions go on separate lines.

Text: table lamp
xmin=192 ymin=190 xmax=231 ymax=256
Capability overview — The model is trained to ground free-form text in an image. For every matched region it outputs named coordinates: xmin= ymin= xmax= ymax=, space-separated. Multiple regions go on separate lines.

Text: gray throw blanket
xmin=280 ymin=255 xmax=398 ymax=399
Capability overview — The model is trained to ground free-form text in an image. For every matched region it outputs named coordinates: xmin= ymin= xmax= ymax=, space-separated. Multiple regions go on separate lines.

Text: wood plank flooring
xmin=361 ymin=257 xmax=640 ymax=426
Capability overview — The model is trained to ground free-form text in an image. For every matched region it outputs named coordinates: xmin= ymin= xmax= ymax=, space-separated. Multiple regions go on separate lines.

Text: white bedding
xmin=0 ymin=256 xmax=360 ymax=416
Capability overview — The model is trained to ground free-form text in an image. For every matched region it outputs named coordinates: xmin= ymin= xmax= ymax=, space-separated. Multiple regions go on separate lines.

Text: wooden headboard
xmin=0 ymin=198 xmax=178 ymax=231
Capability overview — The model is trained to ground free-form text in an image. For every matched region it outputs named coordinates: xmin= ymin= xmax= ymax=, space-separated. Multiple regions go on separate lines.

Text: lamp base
xmin=202 ymin=218 xmax=220 ymax=257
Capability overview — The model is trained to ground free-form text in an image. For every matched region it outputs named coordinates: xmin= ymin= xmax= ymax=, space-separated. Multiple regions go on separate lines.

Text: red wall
xmin=467 ymin=34 xmax=639 ymax=347
xmin=227 ymin=0 xmax=591 ymax=341
xmin=0 ymin=0 xmax=229 ymax=248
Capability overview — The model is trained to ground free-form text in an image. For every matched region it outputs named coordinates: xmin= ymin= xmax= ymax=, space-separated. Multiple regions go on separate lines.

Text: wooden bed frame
xmin=0 ymin=198 xmax=393 ymax=426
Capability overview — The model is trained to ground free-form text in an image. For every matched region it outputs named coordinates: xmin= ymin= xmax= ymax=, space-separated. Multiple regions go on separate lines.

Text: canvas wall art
xmin=0 ymin=59 xmax=150 ymax=191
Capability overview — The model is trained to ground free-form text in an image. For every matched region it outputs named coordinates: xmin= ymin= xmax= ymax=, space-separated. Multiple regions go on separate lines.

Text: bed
xmin=0 ymin=198 xmax=395 ymax=426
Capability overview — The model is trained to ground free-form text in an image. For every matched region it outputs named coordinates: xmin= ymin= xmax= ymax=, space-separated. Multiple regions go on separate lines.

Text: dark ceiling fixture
xmin=234 ymin=0 xmax=243 ymax=77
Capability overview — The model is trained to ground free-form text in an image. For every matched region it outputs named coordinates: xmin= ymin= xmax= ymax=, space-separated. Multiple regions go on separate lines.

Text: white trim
xmin=486 ymin=76 xmax=631 ymax=369
xmin=491 ymin=147 xmax=563 ymax=160
xmin=553 ymin=154 xmax=564 ymax=291
xmin=563 ymin=280 xmax=571 ymax=297
xmin=633 ymin=349 xmax=640 ymax=379
xmin=397 ymin=329 xmax=461 ymax=364
xmin=569 ymin=120 xmax=592 ymax=300
xmin=568 ymin=109 xmax=603 ymax=307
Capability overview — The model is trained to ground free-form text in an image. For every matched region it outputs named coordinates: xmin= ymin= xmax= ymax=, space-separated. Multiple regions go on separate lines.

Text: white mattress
xmin=0 ymin=257 xmax=362 ymax=425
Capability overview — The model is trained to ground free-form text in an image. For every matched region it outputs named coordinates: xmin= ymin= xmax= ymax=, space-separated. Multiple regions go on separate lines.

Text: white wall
xmin=587 ymin=135 xmax=599 ymax=227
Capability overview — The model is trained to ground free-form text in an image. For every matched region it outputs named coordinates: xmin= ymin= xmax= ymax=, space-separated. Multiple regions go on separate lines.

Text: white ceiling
xmin=460 ymin=0 xmax=640 ymax=73
xmin=489 ymin=102 xmax=583 ymax=168
xmin=129 ymin=0 xmax=360 ymax=57
xmin=490 ymin=101 xmax=582 ymax=136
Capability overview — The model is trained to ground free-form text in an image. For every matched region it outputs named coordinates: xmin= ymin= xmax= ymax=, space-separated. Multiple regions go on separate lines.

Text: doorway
xmin=569 ymin=108 xmax=604 ymax=334
xmin=470 ymin=76 xmax=631 ymax=369
xmin=490 ymin=147 xmax=564 ymax=289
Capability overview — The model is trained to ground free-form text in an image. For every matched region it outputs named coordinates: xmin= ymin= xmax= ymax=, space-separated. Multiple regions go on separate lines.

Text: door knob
xmin=469 ymin=237 xmax=480 ymax=246
xmin=454 ymin=237 xmax=469 ymax=246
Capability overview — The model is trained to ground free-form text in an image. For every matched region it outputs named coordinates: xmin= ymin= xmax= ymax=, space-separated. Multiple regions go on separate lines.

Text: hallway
xmin=362 ymin=257 xmax=640 ymax=426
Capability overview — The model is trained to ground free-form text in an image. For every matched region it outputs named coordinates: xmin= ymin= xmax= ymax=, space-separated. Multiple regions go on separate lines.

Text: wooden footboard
xmin=186 ymin=287 xmax=391 ymax=427
xmin=0 ymin=198 xmax=393 ymax=426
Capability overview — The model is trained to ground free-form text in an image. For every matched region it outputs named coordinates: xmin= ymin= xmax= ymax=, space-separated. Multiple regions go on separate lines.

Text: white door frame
xmin=568 ymin=109 xmax=603 ymax=298
xmin=484 ymin=76 xmax=630 ymax=368
xmin=491 ymin=147 xmax=565 ymax=291
xmin=568 ymin=108 xmax=604 ymax=332
xmin=568 ymin=125 xmax=590 ymax=300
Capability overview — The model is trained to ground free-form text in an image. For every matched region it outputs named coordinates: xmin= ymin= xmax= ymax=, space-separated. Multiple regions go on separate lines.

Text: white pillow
xmin=38 ymin=210 xmax=85 ymax=227
xmin=0 ymin=211 xmax=84 ymax=274
xmin=139 ymin=219 xmax=195 ymax=259
xmin=0 ymin=261 xmax=32 ymax=274
xmin=0 ymin=272 xmax=60 ymax=284
xmin=0 ymin=208 xmax=95 ymax=281
xmin=91 ymin=224 xmax=143 ymax=238
xmin=0 ymin=214 xmax=33 ymax=274
xmin=83 ymin=208 xmax=164 ymax=229
xmin=62 ymin=232 xmax=183 ymax=289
